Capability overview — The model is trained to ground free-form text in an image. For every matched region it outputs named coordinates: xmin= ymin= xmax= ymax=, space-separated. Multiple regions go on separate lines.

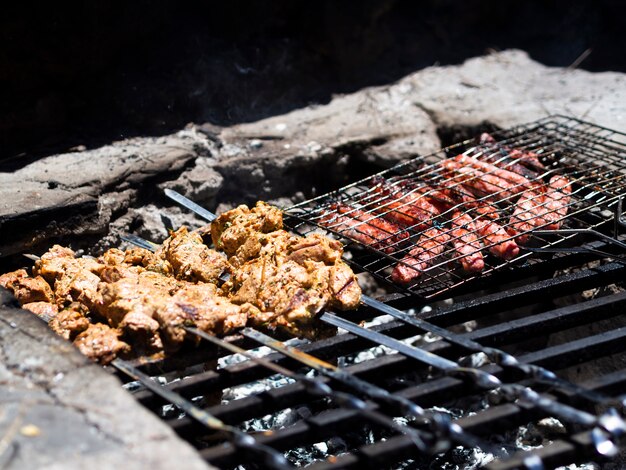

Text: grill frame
xmin=285 ymin=115 xmax=626 ymax=300
xmin=109 ymin=116 xmax=626 ymax=470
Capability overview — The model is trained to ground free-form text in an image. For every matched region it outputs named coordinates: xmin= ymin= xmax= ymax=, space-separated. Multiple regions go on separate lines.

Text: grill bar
xmin=112 ymin=358 xmax=293 ymax=469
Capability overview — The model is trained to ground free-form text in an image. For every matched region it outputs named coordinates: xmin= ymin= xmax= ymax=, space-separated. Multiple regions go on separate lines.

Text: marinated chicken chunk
xmin=211 ymin=201 xmax=283 ymax=256
xmin=49 ymin=304 xmax=91 ymax=340
xmin=156 ymin=283 xmax=251 ymax=346
xmin=223 ymin=228 xmax=361 ymax=337
xmin=0 ymin=269 xmax=55 ymax=304
xmin=22 ymin=301 xmax=59 ymax=319
xmin=34 ymin=247 xmax=104 ymax=308
xmin=98 ymin=271 xmax=249 ymax=349
xmin=154 ymin=226 xmax=229 ymax=283
xmin=73 ymin=323 xmax=130 ymax=364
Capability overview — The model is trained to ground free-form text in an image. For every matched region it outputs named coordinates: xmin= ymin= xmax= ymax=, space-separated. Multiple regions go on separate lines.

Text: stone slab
xmin=0 ymin=290 xmax=212 ymax=470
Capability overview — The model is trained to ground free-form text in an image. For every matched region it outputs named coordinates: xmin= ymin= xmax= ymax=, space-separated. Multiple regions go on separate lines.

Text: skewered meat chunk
xmin=474 ymin=219 xmax=520 ymax=260
xmin=223 ymin=228 xmax=361 ymax=337
xmin=33 ymin=247 xmax=104 ymax=308
xmin=22 ymin=301 xmax=59 ymax=319
xmin=211 ymin=201 xmax=283 ymax=256
xmin=450 ymin=211 xmax=484 ymax=273
xmin=167 ymin=283 xmax=250 ymax=340
xmin=391 ymin=228 xmax=451 ymax=284
xmin=318 ymin=204 xmax=406 ymax=254
xmin=154 ymin=226 xmax=229 ymax=284
xmin=73 ymin=323 xmax=130 ymax=364
xmin=49 ymin=304 xmax=91 ymax=340
xmin=54 ymin=266 xmax=102 ymax=308
xmin=0 ymin=269 xmax=55 ymax=304
xmin=98 ymin=271 xmax=249 ymax=349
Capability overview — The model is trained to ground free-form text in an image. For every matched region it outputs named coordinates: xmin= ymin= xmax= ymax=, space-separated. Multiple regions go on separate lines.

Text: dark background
xmin=1 ymin=0 xmax=624 ymax=166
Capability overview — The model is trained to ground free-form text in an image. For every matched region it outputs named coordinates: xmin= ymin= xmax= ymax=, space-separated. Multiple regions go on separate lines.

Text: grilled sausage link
xmin=334 ymin=203 xmax=408 ymax=246
xmin=391 ymin=227 xmax=451 ymax=284
xmin=474 ymin=218 xmax=520 ymax=260
xmin=319 ymin=204 xmax=405 ymax=254
xmin=450 ymin=211 xmax=485 ymax=273
xmin=453 ymin=154 xmax=532 ymax=192
xmin=441 ymin=160 xmax=519 ymax=202
xmin=369 ymin=181 xmax=440 ymax=230
xmin=507 ymin=185 xmax=547 ymax=244
xmin=439 ymin=186 xmax=500 ymax=220
xmin=542 ymin=175 xmax=572 ymax=230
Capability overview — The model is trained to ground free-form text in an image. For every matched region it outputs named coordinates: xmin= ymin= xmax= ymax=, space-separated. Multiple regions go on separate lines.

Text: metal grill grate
xmin=109 ymin=116 xmax=626 ymax=470
xmin=286 ymin=115 xmax=626 ymax=299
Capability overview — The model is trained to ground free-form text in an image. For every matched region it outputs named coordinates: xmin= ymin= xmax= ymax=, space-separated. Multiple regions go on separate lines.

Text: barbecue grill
xmin=107 ymin=115 xmax=626 ymax=469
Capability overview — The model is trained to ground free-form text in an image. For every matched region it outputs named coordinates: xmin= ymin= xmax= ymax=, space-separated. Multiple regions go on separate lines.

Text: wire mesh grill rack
xmin=285 ymin=115 xmax=626 ymax=300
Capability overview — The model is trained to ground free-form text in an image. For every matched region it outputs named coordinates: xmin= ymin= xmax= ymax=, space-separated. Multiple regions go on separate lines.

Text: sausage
xmin=474 ymin=218 xmax=520 ymax=260
xmin=319 ymin=205 xmax=404 ymax=254
xmin=450 ymin=211 xmax=485 ymax=273
xmin=542 ymin=175 xmax=572 ymax=230
xmin=391 ymin=227 xmax=451 ymax=284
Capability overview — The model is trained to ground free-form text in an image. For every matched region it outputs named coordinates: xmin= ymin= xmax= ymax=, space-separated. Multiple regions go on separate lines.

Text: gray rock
xmin=0 ymin=132 xmax=206 ymax=258
xmin=400 ymin=49 xmax=626 ymax=133
xmin=0 ymin=293 xmax=212 ymax=470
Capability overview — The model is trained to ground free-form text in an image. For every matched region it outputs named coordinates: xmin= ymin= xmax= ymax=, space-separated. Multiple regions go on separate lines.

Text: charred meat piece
xmin=507 ymin=185 xmax=548 ymax=244
xmin=543 ymin=175 xmax=572 ymax=230
xmin=49 ymin=304 xmax=91 ymax=340
xmin=474 ymin=219 xmax=520 ymax=260
xmin=0 ymin=269 xmax=55 ymax=304
xmin=223 ymin=229 xmax=361 ymax=338
xmin=391 ymin=228 xmax=451 ymax=284
xmin=73 ymin=323 xmax=130 ymax=364
xmin=22 ymin=301 xmax=59 ymax=319
xmin=369 ymin=180 xmax=439 ymax=229
xmin=154 ymin=226 xmax=229 ymax=284
xmin=318 ymin=203 xmax=407 ymax=253
xmin=450 ymin=211 xmax=485 ymax=273
xmin=211 ymin=201 xmax=283 ymax=256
